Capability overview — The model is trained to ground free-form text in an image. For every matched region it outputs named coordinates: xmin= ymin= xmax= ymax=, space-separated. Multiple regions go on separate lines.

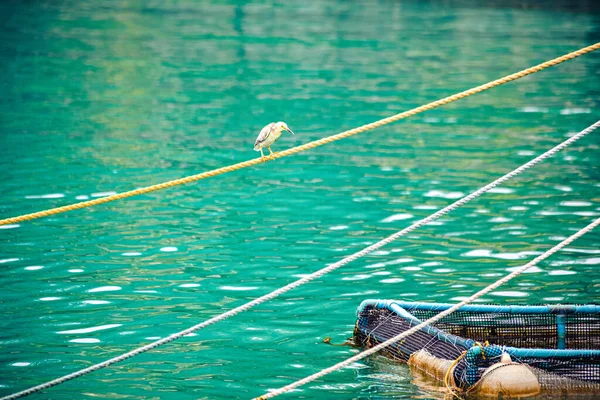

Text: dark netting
xmin=354 ymin=303 xmax=600 ymax=390
xmin=407 ymin=307 xmax=559 ymax=349
xmin=355 ymin=306 xmax=467 ymax=360
xmin=566 ymin=314 xmax=600 ymax=349
xmin=355 ymin=306 xmax=471 ymax=384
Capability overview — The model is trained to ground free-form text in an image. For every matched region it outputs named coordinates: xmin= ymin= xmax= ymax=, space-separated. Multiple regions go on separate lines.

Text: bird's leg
xmin=260 ymin=148 xmax=265 ymax=159
xmin=268 ymin=147 xmax=274 ymax=157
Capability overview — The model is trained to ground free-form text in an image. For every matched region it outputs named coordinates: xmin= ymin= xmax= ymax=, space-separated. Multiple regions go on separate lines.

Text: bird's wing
xmin=254 ymin=123 xmax=275 ymax=146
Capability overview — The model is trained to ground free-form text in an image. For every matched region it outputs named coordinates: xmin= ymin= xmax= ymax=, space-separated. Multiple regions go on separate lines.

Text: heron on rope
xmin=254 ymin=121 xmax=295 ymax=159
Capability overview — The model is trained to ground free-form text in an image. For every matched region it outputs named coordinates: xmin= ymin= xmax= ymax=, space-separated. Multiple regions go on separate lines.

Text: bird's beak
xmin=284 ymin=127 xmax=295 ymax=135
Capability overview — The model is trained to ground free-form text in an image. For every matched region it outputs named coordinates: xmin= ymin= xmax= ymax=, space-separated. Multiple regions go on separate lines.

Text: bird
xmin=253 ymin=121 xmax=295 ymax=159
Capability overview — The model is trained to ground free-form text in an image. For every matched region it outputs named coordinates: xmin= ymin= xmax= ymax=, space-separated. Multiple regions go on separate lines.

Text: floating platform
xmin=354 ymin=300 xmax=600 ymax=397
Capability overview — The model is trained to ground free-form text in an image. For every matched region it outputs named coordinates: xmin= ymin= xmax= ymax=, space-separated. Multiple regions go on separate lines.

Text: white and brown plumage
xmin=253 ymin=121 xmax=294 ymax=158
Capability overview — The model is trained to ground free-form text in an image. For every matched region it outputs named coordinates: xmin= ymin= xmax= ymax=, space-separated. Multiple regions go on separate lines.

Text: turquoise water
xmin=1 ymin=1 xmax=600 ymax=399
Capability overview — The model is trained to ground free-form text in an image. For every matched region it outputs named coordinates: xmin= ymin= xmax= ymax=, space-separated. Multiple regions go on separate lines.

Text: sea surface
xmin=1 ymin=1 xmax=599 ymax=399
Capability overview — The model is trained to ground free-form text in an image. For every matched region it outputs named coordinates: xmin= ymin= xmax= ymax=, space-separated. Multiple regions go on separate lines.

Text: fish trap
xmin=354 ymin=300 xmax=600 ymax=397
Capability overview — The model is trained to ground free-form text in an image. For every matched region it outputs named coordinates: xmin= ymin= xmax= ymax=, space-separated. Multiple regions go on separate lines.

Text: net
xmin=354 ymin=300 xmax=600 ymax=394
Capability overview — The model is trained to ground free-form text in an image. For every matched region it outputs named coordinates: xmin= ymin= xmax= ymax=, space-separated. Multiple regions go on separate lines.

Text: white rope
xmin=257 ymin=216 xmax=600 ymax=399
xmin=4 ymin=119 xmax=598 ymax=400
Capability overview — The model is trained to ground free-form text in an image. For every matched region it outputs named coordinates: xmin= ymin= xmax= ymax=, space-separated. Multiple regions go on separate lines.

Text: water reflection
xmin=0 ymin=0 xmax=599 ymax=399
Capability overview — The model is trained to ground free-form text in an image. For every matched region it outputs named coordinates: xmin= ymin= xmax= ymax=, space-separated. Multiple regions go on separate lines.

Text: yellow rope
xmin=444 ymin=350 xmax=466 ymax=399
xmin=2 ymin=42 xmax=599 ymax=226
xmin=443 ymin=341 xmax=490 ymax=398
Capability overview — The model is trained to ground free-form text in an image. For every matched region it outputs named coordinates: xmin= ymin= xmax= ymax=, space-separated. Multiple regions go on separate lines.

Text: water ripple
xmin=0 ymin=2 xmax=598 ymax=399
